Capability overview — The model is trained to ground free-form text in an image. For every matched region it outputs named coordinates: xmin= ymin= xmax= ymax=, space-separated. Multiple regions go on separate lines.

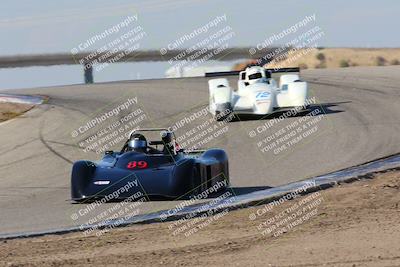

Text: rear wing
xmin=205 ymin=67 xmax=300 ymax=77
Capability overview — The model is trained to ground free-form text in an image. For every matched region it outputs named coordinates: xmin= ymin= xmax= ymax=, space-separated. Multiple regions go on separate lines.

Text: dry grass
xmin=266 ymin=48 xmax=400 ymax=69
xmin=233 ymin=48 xmax=400 ymax=70
xmin=0 ymin=102 xmax=33 ymax=122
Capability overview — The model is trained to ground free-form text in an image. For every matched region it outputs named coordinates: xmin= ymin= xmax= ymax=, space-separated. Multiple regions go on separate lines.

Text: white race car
xmin=208 ymin=66 xmax=308 ymax=120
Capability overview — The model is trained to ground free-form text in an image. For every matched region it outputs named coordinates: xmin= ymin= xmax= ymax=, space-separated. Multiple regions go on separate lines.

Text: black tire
xmin=215 ymin=109 xmax=233 ymax=121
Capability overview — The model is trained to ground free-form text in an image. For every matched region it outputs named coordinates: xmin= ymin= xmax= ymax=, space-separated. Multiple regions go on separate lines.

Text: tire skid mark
xmin=0 ymin=151 xmax=49 ymax=169
xmin=38 ymin=111 xmax=73 ymax=165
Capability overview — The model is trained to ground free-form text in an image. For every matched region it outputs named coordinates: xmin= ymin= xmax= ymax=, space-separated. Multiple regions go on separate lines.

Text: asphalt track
xmin=0 ymin=66 xmax=399 ymax=235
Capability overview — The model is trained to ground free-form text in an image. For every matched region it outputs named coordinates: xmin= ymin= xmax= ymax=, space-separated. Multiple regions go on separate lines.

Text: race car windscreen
xmin=248 ymin=72 xmax=262 ymax=80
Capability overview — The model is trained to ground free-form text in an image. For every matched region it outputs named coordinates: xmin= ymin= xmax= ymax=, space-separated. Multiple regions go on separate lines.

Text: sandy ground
xmin=234 ymin=48 xmax=400 ymax=70
xmin=1 ymin=169 xmax=399 ymax=267
xmin=267 ymin=48 xmax=400 ymax=69
xmin=0 ymin=103 xmax=33 ymax=122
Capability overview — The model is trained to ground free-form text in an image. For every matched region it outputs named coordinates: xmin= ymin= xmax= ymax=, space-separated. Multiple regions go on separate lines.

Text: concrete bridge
xmin=0 ymin=47 xmax=279 ymax=83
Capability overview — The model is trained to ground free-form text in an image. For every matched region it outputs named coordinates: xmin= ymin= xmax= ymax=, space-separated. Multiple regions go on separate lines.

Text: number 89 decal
xmin=126 ymin=161 xmax=148 ymax=169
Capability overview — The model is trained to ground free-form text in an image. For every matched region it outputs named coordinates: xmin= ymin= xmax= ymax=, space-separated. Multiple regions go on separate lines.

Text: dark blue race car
xmin=71 ymin=128 xmax=229 ymax=202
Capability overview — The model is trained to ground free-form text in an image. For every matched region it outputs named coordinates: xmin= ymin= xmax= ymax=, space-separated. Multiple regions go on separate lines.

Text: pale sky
xmin=0 ymin=0 xmax=399 ymax=55
xmin=0 ymin=0 xmax=399 ymax=90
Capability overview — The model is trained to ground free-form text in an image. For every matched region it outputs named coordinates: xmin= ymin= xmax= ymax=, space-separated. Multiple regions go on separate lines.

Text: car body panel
xmin=208 ymin=66 xmax=308 ymax=118
xmin=71 ymin=129 xmax=229 ymax=202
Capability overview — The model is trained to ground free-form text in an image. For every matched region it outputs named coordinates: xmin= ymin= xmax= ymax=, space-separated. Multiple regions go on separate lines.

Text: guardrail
xmin=205 ymin=67 xmax=300 ymax=77
xmin=0 ymin=47 xmax=281 ymax=84
xmin=0 ymin=48 xmax=278 ymax=68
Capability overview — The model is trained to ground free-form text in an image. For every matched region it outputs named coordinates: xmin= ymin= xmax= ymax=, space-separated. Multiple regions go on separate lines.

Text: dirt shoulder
xmin=0 ymin=102 xmax=34 ymax=122
xmin=1 ymin=170 xmax=399 ymax=267
xmin=267 ymin=48 xmax=400 ymax=69
xmin=234 ymin=48 xmax=400 ymax=70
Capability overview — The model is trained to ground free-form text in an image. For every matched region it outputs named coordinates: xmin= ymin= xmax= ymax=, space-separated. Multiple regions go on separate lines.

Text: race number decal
xmin=127 ymin=161 xmax=148 ymax=169
xmin=256 ymin=91 xmax=270 ymax=100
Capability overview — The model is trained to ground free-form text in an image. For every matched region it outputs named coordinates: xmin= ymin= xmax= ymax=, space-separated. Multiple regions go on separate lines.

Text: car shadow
xmin=72 ymin=186 xmax=274 ymax=203
xmin=230 ymin=101 xmax=349 ymax=122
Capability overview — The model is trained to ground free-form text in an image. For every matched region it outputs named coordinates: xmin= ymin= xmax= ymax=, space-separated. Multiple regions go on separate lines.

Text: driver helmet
xmin=161 ymin=131 xmax=175 ymax=154
xmin=128 ymin=133 xmax=147 ymax=152
xmin=161 ymin=131 xmax=173 ymax=144
xmin=246 ymin=66 xmax=264 ymax=85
